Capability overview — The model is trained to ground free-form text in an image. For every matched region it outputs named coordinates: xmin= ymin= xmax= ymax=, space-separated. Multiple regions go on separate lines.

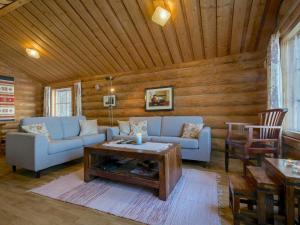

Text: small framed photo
xmin=145 ymin=86 xmax=174 ymax=111
xmin=103 ymin=95 xmax=116 ymax=107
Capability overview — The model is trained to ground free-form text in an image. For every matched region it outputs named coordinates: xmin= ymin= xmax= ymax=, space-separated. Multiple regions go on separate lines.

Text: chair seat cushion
xmin=151 ymin=136 xmax=199 ymax=149
xmin=81 ymin=134 xmax=105 ymax=146
xmin=48 ymin=139 xmax=83 ymax=154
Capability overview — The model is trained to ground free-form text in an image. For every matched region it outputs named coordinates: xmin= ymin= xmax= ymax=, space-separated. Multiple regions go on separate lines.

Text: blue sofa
xmin=6 ymin=116 xmax=106 ymax=177
xmin=107 ymin=116 xmax=211 ymax=162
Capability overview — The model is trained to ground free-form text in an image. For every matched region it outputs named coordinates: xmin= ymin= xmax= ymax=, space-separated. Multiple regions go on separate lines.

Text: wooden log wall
xmin=52 ymin=51 xmax=267 ymax=151
xmin=0 ymin=61 xmax=43 ymax=143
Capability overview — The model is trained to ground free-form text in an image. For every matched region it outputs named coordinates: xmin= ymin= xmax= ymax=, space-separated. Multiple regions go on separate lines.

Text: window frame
xmin=281 ymin=22 xmax=300 ymax=144
xmin=51 ymin=87 xmax=74 ymax=117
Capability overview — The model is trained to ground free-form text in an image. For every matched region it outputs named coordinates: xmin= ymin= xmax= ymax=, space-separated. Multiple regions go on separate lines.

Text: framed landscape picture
xmin=145 ymin=86 xmax=174 ymax=111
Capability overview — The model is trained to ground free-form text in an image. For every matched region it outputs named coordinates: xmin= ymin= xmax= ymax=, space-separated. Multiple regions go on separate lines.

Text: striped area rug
xmin=30 ymin=169 xmax=221 ymax=225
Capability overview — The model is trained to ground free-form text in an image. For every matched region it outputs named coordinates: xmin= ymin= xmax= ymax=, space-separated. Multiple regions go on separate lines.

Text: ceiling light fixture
xmin=152 ymin=6 xmax=171 ymax=26
xmin=26 ymin=48 xmax=40 ymax=59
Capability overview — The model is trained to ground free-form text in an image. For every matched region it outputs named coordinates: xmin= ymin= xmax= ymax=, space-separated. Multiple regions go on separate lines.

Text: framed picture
xmin=145 ymin=86 xmax=174 ymax=111
xmin=103 ymin=95 xmax=116 ymax=107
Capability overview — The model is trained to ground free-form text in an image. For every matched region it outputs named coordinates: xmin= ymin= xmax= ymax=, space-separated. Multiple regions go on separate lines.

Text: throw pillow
xmin=181 ymin=123 xmax=204 ymax=139
xmin=79 ymin=120 xmax=98 ymax=136
xmin=129 ymin=120 xmax=148 ymax=137
xmin=22 ymin=123 xmax=51 ymax=140
xmin=118 ymin=120 xmax=130 ymax=136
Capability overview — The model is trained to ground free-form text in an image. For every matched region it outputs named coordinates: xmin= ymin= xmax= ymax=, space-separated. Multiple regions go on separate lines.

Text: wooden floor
xmin=0 ymin=151 xmax=243 ymax=225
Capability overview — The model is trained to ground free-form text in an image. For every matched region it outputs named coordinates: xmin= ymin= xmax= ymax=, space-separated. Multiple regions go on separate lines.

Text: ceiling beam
xmin=0 ymin=0 xmax=32 ymax=17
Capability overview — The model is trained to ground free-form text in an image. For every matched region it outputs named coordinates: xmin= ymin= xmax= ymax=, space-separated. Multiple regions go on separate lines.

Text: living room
xmin=0 ymin=0 xmax=299 ymax=224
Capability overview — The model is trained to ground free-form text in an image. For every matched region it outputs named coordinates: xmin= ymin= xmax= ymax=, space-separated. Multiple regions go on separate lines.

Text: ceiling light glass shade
xmin=26 ymin=48 xmax=40 ymax=59
xmin=152 ymin=6 xmax=171 ymax=26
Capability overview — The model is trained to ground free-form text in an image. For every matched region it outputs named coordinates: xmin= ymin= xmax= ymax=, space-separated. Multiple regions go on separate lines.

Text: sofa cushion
xmin=182 ymin=123 xmax=204 ymax=139
xmin=21 ymin=117 xmax=64 ymax=140
xmin=118 ymin=121 xmax=130 ymax=136
xmin=129 ymin=120 xmax=148 ymax=136
xmin=161 ymin=116 xmax=203 ymax=137
xmin=81 ymin=134 xmax=105 ymax=146
xmin=48 ymin=139 xmax=83 ymax=154
xmin=79 ymin=120 xmax=98 ymax=136
xmin=129 ymin=117 xmax=162 ymax=136
xmin=60 ymin=116 xmax=82 ymax=138
xmin=21 ymin=123 xmax=51 ymax=140
xmin=151 ymin=136 xmax=199 ymax=149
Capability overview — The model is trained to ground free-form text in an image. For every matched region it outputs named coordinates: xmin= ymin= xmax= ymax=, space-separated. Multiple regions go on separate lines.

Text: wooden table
xmin=265 ymin=158 xmax=300 ymax=225
xmin=84 ymin=142 xmax=182 ymax=201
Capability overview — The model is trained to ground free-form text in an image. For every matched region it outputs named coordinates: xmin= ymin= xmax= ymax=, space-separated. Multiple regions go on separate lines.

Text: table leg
xmin=278 ymin=189 xmax=285 ymax=216
xmin=285 ymin=185 xmax=295 ymax=225
xmin=265 ymin=194 xmax=274 ymax=224
xmin=84 ymin=150 xmax=94 ymax=182
xmin=257 ymin=190 xmax=267 ymax=225
xmin=159 ymin=158 xmax=167 ymax=201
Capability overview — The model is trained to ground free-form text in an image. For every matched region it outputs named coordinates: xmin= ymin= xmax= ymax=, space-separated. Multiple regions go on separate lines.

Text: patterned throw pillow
xmin=129 ymin=120 xmax=148 ymax=137
xmin=79 ymin=120 xmax=98 ymax=136
xmin=22 ymin=123 xmax=51 ymax=140
xmin=118 ymin=120 xmax=130 ymax=136
xmin=181 ymin=123 xmax=204 ymax=139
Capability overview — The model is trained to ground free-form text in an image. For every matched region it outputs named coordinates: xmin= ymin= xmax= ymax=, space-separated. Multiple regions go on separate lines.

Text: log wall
xmin=52 ymin=51 xmax=267 ymax=151
xmin=0 ymin=61 xmax=43 ymax=143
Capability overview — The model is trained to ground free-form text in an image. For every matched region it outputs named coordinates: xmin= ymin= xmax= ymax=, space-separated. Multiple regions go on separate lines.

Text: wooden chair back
xmin=258 ymin=108 xmax=288 ymax=139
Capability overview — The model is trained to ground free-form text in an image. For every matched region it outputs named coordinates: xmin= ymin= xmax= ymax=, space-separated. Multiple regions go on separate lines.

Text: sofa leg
xmin=35 ymin=171 xmax=40 ymax=178
xmin=12 ymin=165 xmax=16 ymax=172
xmin=202 ymin=162 xmax=209 ymax=168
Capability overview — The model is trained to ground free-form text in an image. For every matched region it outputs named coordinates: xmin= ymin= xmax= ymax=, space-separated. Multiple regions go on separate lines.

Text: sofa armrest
xmin=6 ymin=132 xmax=49 ymax=172
xmin=198 ymin=127 xmax=212 ymax=161
xmin=107 ymin=126 xmax=120 ymax=141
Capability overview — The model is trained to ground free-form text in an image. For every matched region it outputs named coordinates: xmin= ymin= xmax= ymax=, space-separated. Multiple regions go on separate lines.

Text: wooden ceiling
xmin=0 ymin=0 xmax=281 ymax=83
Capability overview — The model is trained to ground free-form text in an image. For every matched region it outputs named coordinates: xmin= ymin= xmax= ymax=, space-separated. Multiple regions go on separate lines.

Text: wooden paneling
xmin=0 ymin=0 xmax=281 ymax=83
xmin=0 ymin=0 xmax=32 ymax=17
xmin=50 ymin=52 xmax=266 ymax=151
xmin=0 ymin=60 xmax=43 ymax=144
xmin=278 ymin=0 xmax=300 ymax=38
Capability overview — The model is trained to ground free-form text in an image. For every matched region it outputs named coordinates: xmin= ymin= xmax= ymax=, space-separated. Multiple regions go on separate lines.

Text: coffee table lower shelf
xmin=87 ymin=167 xmax=160 ymax=189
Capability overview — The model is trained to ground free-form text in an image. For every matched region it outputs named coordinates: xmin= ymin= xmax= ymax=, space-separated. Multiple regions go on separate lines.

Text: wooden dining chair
xmin=225 ymin=108 xmax=288 ymax=175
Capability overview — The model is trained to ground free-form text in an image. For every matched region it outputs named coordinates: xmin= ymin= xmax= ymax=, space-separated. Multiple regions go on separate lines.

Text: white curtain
xmin=74 ymin=82 xmax=82 ymax=116
xmin=266 ymin=32 xmax=283 ymax=109
xmin=43 ymin=86 xmax=51 ymax=117
xmin=281 ymin=32 xmax=300 ymax=131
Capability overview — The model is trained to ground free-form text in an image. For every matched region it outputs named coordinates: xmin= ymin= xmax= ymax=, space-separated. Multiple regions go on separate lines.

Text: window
xmin=281 ymin=25 xmax=300 ymax=132
xmin=53 ymin=88 xmax=72 ymax=117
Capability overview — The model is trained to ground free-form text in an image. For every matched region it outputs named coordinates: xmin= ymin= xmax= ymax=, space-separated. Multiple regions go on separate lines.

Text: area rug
xmin=30 ymin=169 xmax=221 ymax=225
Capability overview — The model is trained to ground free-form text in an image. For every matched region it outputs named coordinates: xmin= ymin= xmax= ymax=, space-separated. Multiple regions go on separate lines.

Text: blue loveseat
xmin=6 ymin=116 xmax=106 ymax=176
xmin=107 ymin=116 xmax=211 ymax=162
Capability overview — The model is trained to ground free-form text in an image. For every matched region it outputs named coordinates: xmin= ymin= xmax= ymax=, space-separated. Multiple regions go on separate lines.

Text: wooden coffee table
xmin=84 ymin=142 xmax=182 ymax=200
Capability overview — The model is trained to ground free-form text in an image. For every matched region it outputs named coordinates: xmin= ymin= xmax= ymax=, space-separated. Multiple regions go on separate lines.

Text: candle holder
xmin=136 ymin=133 xmax=142 ymax=145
